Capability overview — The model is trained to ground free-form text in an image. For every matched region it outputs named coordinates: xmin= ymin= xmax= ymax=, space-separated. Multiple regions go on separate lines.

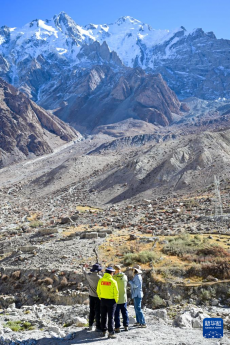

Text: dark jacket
xmin=82 ymin=268 xmax=102 ymax=297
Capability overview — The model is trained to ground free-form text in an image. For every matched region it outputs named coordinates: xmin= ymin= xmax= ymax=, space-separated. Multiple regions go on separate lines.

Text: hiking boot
xmin=134 ymin=322 xmax=140 ymax=326
xmin=115 ymin=328 xmax=120 ymax=333
xmin=108 ymin=333 xmax=116 ymax=339
xmin=140 ymin=324 xmax=147 ymax=328
xmin=101 ymin=331 xmax=106 ymax=337
xmin=124 ymin=326 xmax=129 ymax=331
xmin=95 ymin=328 xmax=102 ymax=332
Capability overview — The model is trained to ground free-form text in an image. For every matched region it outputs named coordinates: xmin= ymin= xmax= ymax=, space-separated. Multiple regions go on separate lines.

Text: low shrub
xmin=29 ymin=221 xmax=43 ymax=228
xmin=162 ymin=234 xmax=230 ymax=267
xmin=123 ymin=250 xmax=160 ymax=265
xmin=202 ymin=261 xmax=230 ymax=280
xmin=162 ymin=233 xmax=206 ymax=257
xmin=152 ymin=294 xmax=166 ymax=308
xmin=200 ymin=289 xmax=212 ymax=301
xmin=197 ymin=246 xmax=230 ymax=258
xmin=5 ymin=321 xmax=35 ymax=332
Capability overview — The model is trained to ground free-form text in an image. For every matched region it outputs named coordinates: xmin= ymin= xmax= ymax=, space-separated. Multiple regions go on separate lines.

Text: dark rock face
xmin=0 ymin=78 xmax=80 ymax=167
xmin=77 ymin=41 xmax=123 ymax=66
xmin=46 ymin=67 xmax=182 ymax=133
xmin=143 ymin=29 xmax=230 ymax=100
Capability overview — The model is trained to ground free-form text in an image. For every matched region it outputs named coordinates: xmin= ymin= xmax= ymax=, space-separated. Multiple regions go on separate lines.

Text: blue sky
xmin=1 ymin=0 xmax=230 ymax=39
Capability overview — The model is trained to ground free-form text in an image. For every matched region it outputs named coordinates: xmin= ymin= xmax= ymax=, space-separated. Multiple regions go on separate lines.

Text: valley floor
xmin=1 ymin=305 xmax=230 ymax=345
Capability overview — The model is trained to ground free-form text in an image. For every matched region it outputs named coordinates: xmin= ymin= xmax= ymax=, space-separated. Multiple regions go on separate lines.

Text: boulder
xmin=149 ymin=309 xmax=168 ymax=321
xmin=38 ymin=228 xmax=58 ymax=235
xmin=173 ymin=307 xmax=210 ymax=328
xmin=60 ymin=217 xmax=71 ymax=224
xmin=75 ymin=316 xmax=87 ymax=327
xmin=80 ymin=232 xmax=98 ymax=239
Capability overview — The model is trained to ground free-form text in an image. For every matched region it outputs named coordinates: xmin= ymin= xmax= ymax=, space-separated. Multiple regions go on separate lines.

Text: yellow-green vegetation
xmin=76 ymin=205 xmax=102 ymax=213
xmin=163 ymin=233 xmax=211 ymax=257
xmin=200 ymin=289 xmax=212 ymax=301
xmin=99 ymin=231 xmax=230 ymax=284
xmin=4 ymin=321 xmax=35 ymax=332
xmin=162 ymin=233 xmax=230 ymax=280
xmin=183 ymin=198 xmax=200 ymax=210
xmin=152 ymin=294 xmax=166 ymax=308
xmin=27 ymin=213 xmax=40 ymax=221
xmin=62 ymin=224 xmax=105 ymax=238
xmin=124 ymin=251 xmax=161 ymax=265
xmin=29 ymin=220 xmax=43 ymax=228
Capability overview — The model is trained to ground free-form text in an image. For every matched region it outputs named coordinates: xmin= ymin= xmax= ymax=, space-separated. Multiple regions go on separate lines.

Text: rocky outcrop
xmin=0 ymin=78 xmax=81 ymax=167
xmin=143 ymin=29 xmax=230 ymax=100
xmin=88 ymin=132 xmax=175 ymax=154
xmin=50 ymin=67 xmax=182 ymax=132
xmin=77 ymin=41 xmax=123 ymax=66
xmin=92 ymin=118 xmax=158 ymax=137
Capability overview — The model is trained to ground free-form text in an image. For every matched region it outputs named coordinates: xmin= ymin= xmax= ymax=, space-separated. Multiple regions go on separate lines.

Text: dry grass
xmin=76 ymin=205 xmax=103 ymax=213
xmin=29 ymin=220 xmax=43 ymax=228
xmin=27 ymin=213 xmax=39 ymax=221
xmin=62 ymin=224 xmax=105 ymax=238
xmin=124 ymin=251 xmax=161 ymax=265
xmin=99 ymin=230 xmax=230 ymax=284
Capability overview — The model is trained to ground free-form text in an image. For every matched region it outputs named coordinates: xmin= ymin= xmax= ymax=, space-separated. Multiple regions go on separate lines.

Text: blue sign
xmin=203 ymin=318 xmax=223 ymax=338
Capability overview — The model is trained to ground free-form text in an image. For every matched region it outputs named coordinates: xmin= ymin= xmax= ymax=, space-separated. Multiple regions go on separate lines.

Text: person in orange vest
xmin=97 ymin=266 xmax=119 ymax=339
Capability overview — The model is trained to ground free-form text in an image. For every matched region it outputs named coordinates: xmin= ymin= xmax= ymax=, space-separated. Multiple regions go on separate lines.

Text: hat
xmin=114 ymin=265 xmax=121 ymax=270
xmin=105 ymin=266 xmax=115 ymax=272
xmin=90 ymin=263 xmax=102 ymax=272
xmin=132 ymin=265 xmax=142 ymax=273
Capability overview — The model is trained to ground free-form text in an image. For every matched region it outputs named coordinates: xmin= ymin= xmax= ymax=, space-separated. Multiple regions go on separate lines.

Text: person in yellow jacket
xmin=97 ymin=266 xmax=119 ymax=339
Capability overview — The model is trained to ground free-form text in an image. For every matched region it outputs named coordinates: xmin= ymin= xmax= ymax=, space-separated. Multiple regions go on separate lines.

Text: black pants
xmin=89 ymin=295 xmax=101 ymax=329
xmin=100 ymin=298 xmax=117 ymax=333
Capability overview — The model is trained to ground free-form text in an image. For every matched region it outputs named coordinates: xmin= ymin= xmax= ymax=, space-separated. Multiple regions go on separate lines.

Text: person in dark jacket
xmin=82 ymin=263 xmax=102 ymax=331
xmin=113 ymin=264 xmax=129 ymax=332
xmin=129 ymin=265 xmax=146 ymax=327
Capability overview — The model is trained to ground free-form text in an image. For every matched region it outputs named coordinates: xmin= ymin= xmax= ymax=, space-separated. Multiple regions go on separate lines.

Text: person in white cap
xmin=129 ymin=265 xmax=146 ymax=327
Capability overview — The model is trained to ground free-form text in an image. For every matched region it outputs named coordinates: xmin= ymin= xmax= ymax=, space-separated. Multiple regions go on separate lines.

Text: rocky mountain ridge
xmin=0 ymin=78 xmax=81 ymax=167
xmin=43 ymin=66 xmax=183 ymax=132
xmin=0 ymin=12 xmax=230 ymax=100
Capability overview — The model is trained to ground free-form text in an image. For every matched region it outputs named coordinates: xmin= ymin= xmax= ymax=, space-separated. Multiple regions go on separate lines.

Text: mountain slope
xmin=0 ymin=78 xmax=81 ymax=167
xmin=87 ymin=129 xmax=230 ymax=204
xmin=46 ymin=66 xmax=182 ymax=132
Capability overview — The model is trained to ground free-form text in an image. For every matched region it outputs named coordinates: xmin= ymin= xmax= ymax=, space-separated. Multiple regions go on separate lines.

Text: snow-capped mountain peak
xmin=53 ymin=11 xmax=78 ymax=33
xmin=0 ymin=12 xmax=186 ymax=65
xmin=52 ymin=12 xmax=94 ymax=44
xmin=115 ymin=16 xmax=142 ymax=25
xmin=0 ymin=12 xmax=230 ymax=101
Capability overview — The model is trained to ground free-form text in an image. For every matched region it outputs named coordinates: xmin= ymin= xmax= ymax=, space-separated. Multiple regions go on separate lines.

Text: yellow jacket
xmin=97 ymin=273 xmax=119 ymax=303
